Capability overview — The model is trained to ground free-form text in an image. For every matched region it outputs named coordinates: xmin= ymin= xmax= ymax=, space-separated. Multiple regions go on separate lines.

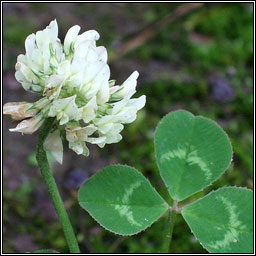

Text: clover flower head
xmin=4 ymin=20 xmax=146 ymax=164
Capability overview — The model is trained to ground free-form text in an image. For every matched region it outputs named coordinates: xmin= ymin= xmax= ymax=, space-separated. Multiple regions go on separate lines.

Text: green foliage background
xmin=3 ymin=3 xmax=253 ymax=253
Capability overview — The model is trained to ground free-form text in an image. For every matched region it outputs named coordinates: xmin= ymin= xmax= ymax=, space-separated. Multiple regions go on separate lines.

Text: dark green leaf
xmin=155 ymin=110 xmax=232 ymax=201
xmin=182 ymin=187 xmax=253 ymax=253
xmin=78 ymin=165 xmax=168 ymax=235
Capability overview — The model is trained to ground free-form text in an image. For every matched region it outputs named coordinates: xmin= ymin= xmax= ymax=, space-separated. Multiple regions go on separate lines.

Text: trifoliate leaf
xmin=181 ymin=187 xmax=253 ymax=253
xmin=78 ymin=165 xmax=168 ymax=235
xmin=155 ymin=110 xmax=232 ymax=201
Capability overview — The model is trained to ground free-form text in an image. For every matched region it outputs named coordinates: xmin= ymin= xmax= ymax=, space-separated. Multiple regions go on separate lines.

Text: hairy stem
xmin=36 ymin=118 xmax=80 ymax=253
xmin=161 ymin=201 xmax=177 ymax=253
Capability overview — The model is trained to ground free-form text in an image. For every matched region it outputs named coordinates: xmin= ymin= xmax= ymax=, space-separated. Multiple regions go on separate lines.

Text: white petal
xmin=110 ymin=123 xmax=124 ymax=134
xmin=25 ymin=34 xmax=36 ymax=56
xmin=93 ymin=116 xmax=115 ymax=134
xmin=80 ymin=62 xmax=110 ymax=98
xmin=109 ymin=86 xmax=121 ymax=95
xmin=105 ymin=133 xmax=122 ymax=144
xmin=57 ymin=60 xmax=70 ymax=75
xmin=15 ymin=62 xmax=35 ymax=82
xmin=69 ymin=141 xmax=89 ymax=156
xmin=65 ymin=97 xmax=82 ymax=121
xmin=43 ymin=59 xmax=51 ymax=74
xmin=59 ymin=113 xmax=69 ymax=125
xmin=86 ymin=64 xmax=110 ymax=99
xmin=15 ymin=67 xmax=41 ymax=93
xmin=46 ymin=74 xmax=64 ymax=89
xmin=97 ymin=141 xmax=106 ymax=148
xmin=3 ymin=102 xmax=37 ymax=120
xmin=47 ymin=19 xmax=58 ymax=42
xmin=35 ymin=30 xmax=45 ymax=50
xmin=31 ymin=84 xmax=43 ymax=92
xmin=35 ymin=20 xmax=58 ymax=51
xmin=96 ymin=79 xmax=110 ymax=104
xmin=69 ymin=141 xmax=83 ymax=154
xmin=82 ymin=61 xmax=106 ymax=84
xmin=113 ymin=106 xmax=137 ymax=124
xmin=121 ymin=109 xmax=137 ymax=123
xmin=28 ymin=49 xmax=44 ymax=71
xmin=83 ymin=124 xmax=97 ymax=136
xmin=69 ymin=72 xmax=84 ymax=88
xmin=47 ymin=75 xmax=67 ymax=100
xmin=82 ymin=96 xmax=98 ymax=123
xmin=86 ymin=136 xmax=106 ymax=145
xmin=129 ymin=95 xmax=146 ymax=110
xmin=96 ymin=46 xmax=108 ymax=62
xmin=15 ymin=71 xmax=30 ymax=90
xmin=48 ymin=96 xmax=75 ymax=117
xmin=112 ymin=98 xmax=128 ymax=115
xmin=86 ymin=44 xmax=100 ymax=62
xmin=65 ymin=124 xmax=78 ymax=142
xmin=9 ymin=114 xmax=44 ymax=134
xmin=98 ymin=122 xmax=113 ymax=134
xmin=64 ymin=25 xmax=80 ymax=55
xmin=49 ymin=96 xmax=82 ymax=124
xmin=93 ymin=115 xmax=114 ymax=125
xmin=70 ymin=58 xmax=86 ymax=74
xmin=55 ymin=40 xmax=65 ymax=62
xmin=72 ymin=41 xmax=91 ymax=61
xmin=17 ymin=54 xmax=27 ymax=65
xmin=34 ymin=97 xmax=51 ymax=109
xmin=75 ymin=30 xmax=100 ymax=48
xmin=114 ymin=71 xmax=139 ymax=98
xmin=21 ymin=81 xmax=34 ymax=92
xmin=44 ymin=130 xmax=63 ymax=164
xmin=123 ymin=70 xmax=139 ymax=88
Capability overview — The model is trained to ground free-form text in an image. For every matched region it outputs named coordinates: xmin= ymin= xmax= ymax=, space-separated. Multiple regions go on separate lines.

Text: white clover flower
xmin=4 ymin=19 xmax=146 ymax=164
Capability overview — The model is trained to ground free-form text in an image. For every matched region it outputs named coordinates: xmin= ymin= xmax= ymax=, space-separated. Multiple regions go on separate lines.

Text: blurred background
xmin=3 ymin=2 xmax=253 ymax=253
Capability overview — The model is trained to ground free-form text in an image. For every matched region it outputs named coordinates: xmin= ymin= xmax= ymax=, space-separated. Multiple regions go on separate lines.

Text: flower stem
xmin=36 ymin=118 xmax=80 ymax=253
xmin=161 ymin=201 xmax=177 ymax=253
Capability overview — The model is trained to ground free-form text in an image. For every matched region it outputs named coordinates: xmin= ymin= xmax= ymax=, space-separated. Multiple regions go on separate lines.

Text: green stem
xmin=36 ymin=118 xmax=80 ymax=253
xmin=161 ymin=201 xmax=177 ymax=253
